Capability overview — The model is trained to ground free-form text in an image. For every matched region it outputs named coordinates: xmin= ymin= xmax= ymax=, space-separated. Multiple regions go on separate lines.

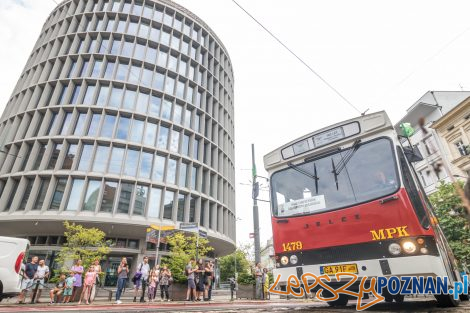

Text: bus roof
xmin=263 ymin=111 xmax=393 ymax=171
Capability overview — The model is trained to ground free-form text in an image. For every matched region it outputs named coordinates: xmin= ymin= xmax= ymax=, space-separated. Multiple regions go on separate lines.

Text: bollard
xmin=31 ymin=280 xmax=40 ymax=304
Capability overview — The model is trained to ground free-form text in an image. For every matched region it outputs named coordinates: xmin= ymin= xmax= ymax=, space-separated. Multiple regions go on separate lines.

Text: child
xmin=79 ymin=267 xmax=97 ymax=304
xmin=263 ymin=268 xmax=270 ymax=300
xmin=49 ymin=274 xmax=66 ymax=304
xmin=62 ymin=271 xmax=76 ymax=303
xmin=148 ymin=270 xmax=158 ymax=302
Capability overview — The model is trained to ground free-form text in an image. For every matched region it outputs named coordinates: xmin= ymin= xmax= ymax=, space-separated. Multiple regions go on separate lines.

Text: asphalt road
xmin=1 ymin=298 xmax=470 ymax=313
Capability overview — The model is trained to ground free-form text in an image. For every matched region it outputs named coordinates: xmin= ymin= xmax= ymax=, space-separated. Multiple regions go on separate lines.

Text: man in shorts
xmin=49 ymin=274 xmax=66 ymax=304
xmin=17 ymin=256 xmax=38 ymax=304
xmin=185 ymin=258 xmax=196 ymax=301
xmin=33 ymin=259 xmax=49 ymax=302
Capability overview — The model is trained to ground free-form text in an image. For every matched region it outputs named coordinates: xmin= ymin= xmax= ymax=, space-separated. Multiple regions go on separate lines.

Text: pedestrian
xmin=159 ymin=265 xmax=171 ymax=301
xmin=185 ymin=258 xmax=196 ymax=301
xmin=78 ymin=267 xmax=96 ymax=305
xmin=49 ymin=274 xmax=66 ymax=304
xmin=263 ymin=268 xmax=270 ymax=300
xmin=89 ymin=259 xmax=102 ymax=303
xmin=133 ymin=256 xmax=150 ymax=303
xmin=115 ymin=257 xmax=129 ymax=304
xmin=147 ymin=270 xmax=158 ymax=302
xmin=255 ymin=263 xmax=263 ymax=300
xmin=70 ymin=259 xmax=83 ymax=302
xmin=62 ymin=271 xmax=76 ymax=303
xmin=33 ymin=259 xmax=49 ymax=302
xmin=203 ymin=260 xmax=212 ymax=301
xmin=195 ymin=258 xmax=205 ymax=301
xmin=208 ymin=260 xmax=214 ymax=300
xmin=152 ymin=264 xmax=160 ymax=301
xmin=17 ymin=255 xmax=38 ymax=304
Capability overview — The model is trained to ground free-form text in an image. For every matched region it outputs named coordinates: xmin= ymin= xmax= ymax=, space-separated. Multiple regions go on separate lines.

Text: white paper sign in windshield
xmin=278 ymin=195 xmax=326 ymax=216
xmin=313 ymin=127 xmax=345 ymax=147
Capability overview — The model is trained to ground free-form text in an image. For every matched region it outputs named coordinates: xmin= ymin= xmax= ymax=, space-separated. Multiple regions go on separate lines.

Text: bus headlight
xmin=388 ymin=243 xmax=401 ymax=256
xmin=280 ymin=256 xmax=289 ymax=265
xmin=290 ymin=255 xmax=298 ymax=265
xmin=402 ymin=241 xmax=417 ymax=254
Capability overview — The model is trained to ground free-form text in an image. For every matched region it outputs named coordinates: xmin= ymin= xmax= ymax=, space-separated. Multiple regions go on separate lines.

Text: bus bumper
xmin=272 ymin=255 xmax=448 ymax=287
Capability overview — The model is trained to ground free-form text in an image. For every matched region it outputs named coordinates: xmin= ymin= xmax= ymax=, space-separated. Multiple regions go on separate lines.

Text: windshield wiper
xmin=287 ymin=162 xmax=319 ymax=194
xmin=331 ymin=158 xmax=339 ymax=190
xmin=335 ymin=139 xmax=361 ymax=175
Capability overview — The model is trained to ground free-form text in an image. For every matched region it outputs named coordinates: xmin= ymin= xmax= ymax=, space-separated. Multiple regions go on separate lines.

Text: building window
xmin=78 ymin=144 xmax=94 ymax=171
xmin=66 ymin=178 xmax=85 ymax=211
xmin=59 ymin=113 xmax=72 ymax=135
xmin=100 ymin=181 xmax=117 ymax=213
xmin=18 ymin=179 xmax=34 ymax=211
xmin=87 ymin=114 xmax=101 ymax=136
xmin=124 ymin=149 xmax=139 ymax=176
xmin=108 ymin=146 xmax=125 ymax=174
xmin=92 ymin=145 xmax=109 ymax=172
xmin=176 ymin=193 xmax=185 ymax=222
xmin=74 ymin=113 xmax=87 ymax=135
xmin=148 ymin=187 xmax=162 ymax=218
xmin=133 ymin=185 xmax=148 ymax=216
xmin=455 ymin=140 xmax=469 ymax=156
xmin=82 ymin=179 xmax=101 ymax=211
xmin=189 ymin=196 xmax=196 ymax=223
xmin=166 ymin=158 xmax=177 ymax=184
xmin=48 ymin=143 xmax=62 ymax=170
xmin=423 ymin=136 xmax=438 ymax=156
xmin=49 ymin=178 xmax=67 ymax=210
xmin=33 ymin=178 xmax=50 ymax=210
xmin=117 ymin=183 xmax=134 ymax=214
xmin=33 ymin=143 xmax=47 ymax=170
xmin=163 ymin=190 xmax=174 ymax=220
xmin=139 ymin=152 xmax=153 ymax=179
xmin=153 ymin=155 xmax=165 ymax=182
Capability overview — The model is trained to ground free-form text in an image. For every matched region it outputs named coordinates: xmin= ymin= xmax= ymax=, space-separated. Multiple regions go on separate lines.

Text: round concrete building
xmin=0 ymin=0 xmax=235 ymax=285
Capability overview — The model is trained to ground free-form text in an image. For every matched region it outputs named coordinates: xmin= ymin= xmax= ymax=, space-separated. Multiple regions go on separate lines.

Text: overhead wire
xmin=230 ymin=0 xmax=362 ymax=115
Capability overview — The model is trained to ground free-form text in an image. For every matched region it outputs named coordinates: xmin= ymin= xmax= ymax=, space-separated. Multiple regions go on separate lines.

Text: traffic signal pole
xmin=252 ymin=144 xmax=261 ymax=264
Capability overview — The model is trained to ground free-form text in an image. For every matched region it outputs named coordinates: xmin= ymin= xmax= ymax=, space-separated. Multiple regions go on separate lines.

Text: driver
xmin=372 ymin=170 xmax=396 ymax=189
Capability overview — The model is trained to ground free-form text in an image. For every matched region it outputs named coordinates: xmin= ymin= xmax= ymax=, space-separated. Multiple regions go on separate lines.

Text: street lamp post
xmin=252 ymin=144 xmax=261 ymax=264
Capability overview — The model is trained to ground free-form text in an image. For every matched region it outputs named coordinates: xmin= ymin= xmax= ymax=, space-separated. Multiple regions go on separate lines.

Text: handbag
xmin=132 ymin=264 xmax=143 ymax=283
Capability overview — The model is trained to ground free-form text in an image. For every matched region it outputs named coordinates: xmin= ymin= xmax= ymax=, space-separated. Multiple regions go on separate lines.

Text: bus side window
xmin=397 ymin=147 xmax=430 ymax=229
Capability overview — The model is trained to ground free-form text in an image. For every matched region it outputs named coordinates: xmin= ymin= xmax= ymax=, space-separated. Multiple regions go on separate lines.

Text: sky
xmin=1 ymin=0 xmax=470 ymax=250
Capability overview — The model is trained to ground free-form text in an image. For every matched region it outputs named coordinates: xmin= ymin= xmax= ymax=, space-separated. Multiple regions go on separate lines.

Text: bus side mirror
xmin=403 ymin=146 xmax=423 ymax=163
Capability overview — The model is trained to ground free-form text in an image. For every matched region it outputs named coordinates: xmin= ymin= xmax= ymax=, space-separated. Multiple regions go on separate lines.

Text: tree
xmin=55 ymin=221 xmax=110 ymax=274
xmin=162 ymin=232 xmax=213 ymax=283
xmin=219 ymin=248 xmax=251 ymax=282
xmin=429 ymin=182 xmax=470 ymax=267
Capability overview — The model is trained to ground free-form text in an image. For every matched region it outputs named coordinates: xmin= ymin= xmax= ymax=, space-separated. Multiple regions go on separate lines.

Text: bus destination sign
xmin=313 ymin=126 xmax=345 ymax=147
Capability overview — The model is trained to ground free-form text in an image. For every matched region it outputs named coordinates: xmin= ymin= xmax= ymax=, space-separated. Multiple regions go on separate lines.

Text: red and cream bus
xmin=263 ymin=111 xmax=463 ymax=307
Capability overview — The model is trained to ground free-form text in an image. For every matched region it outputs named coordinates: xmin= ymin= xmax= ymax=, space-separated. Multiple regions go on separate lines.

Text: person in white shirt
xmin=133 ymin=256 xmax=151 ymax=302
xmin=34 ymin=259 xmax=50 ymax=302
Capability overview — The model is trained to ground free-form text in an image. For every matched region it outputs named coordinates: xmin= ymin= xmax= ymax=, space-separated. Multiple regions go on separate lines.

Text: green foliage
xmin=429 ymin=182 xmax=470 ymax=267
xmin=219 ymin=248 xmax=251 ymax=282
xmin=55 ymin=221 xmax=110 ymax=274
xmin=162 ymin=232 xmax=213 ymax=284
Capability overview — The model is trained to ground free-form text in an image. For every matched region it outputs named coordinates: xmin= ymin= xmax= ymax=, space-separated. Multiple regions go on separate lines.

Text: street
xmin=1 ymin=298 xmax=470 ymax=313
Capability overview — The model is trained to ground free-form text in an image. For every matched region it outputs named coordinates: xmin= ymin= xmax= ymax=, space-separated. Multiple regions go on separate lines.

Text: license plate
xmin=320 ymin=264 xmax=358 ymax=275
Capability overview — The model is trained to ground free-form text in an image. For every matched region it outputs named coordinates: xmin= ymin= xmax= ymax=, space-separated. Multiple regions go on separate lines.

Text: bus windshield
xmin=270 ymin=138 xmax=399 ymax=217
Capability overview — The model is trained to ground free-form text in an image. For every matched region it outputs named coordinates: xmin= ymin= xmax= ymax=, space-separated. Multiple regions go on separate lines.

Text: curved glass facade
xmin=0 ymin=0 xmax=235 ymax=257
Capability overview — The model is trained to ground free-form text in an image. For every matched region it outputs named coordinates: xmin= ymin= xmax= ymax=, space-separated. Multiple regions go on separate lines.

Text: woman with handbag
xmin=159 ymin=265 xmax=172 ymax=301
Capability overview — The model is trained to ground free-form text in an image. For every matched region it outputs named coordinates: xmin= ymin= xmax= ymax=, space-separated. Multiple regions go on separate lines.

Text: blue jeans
xmin=116 ymin=278 xmax=127 ymax=301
